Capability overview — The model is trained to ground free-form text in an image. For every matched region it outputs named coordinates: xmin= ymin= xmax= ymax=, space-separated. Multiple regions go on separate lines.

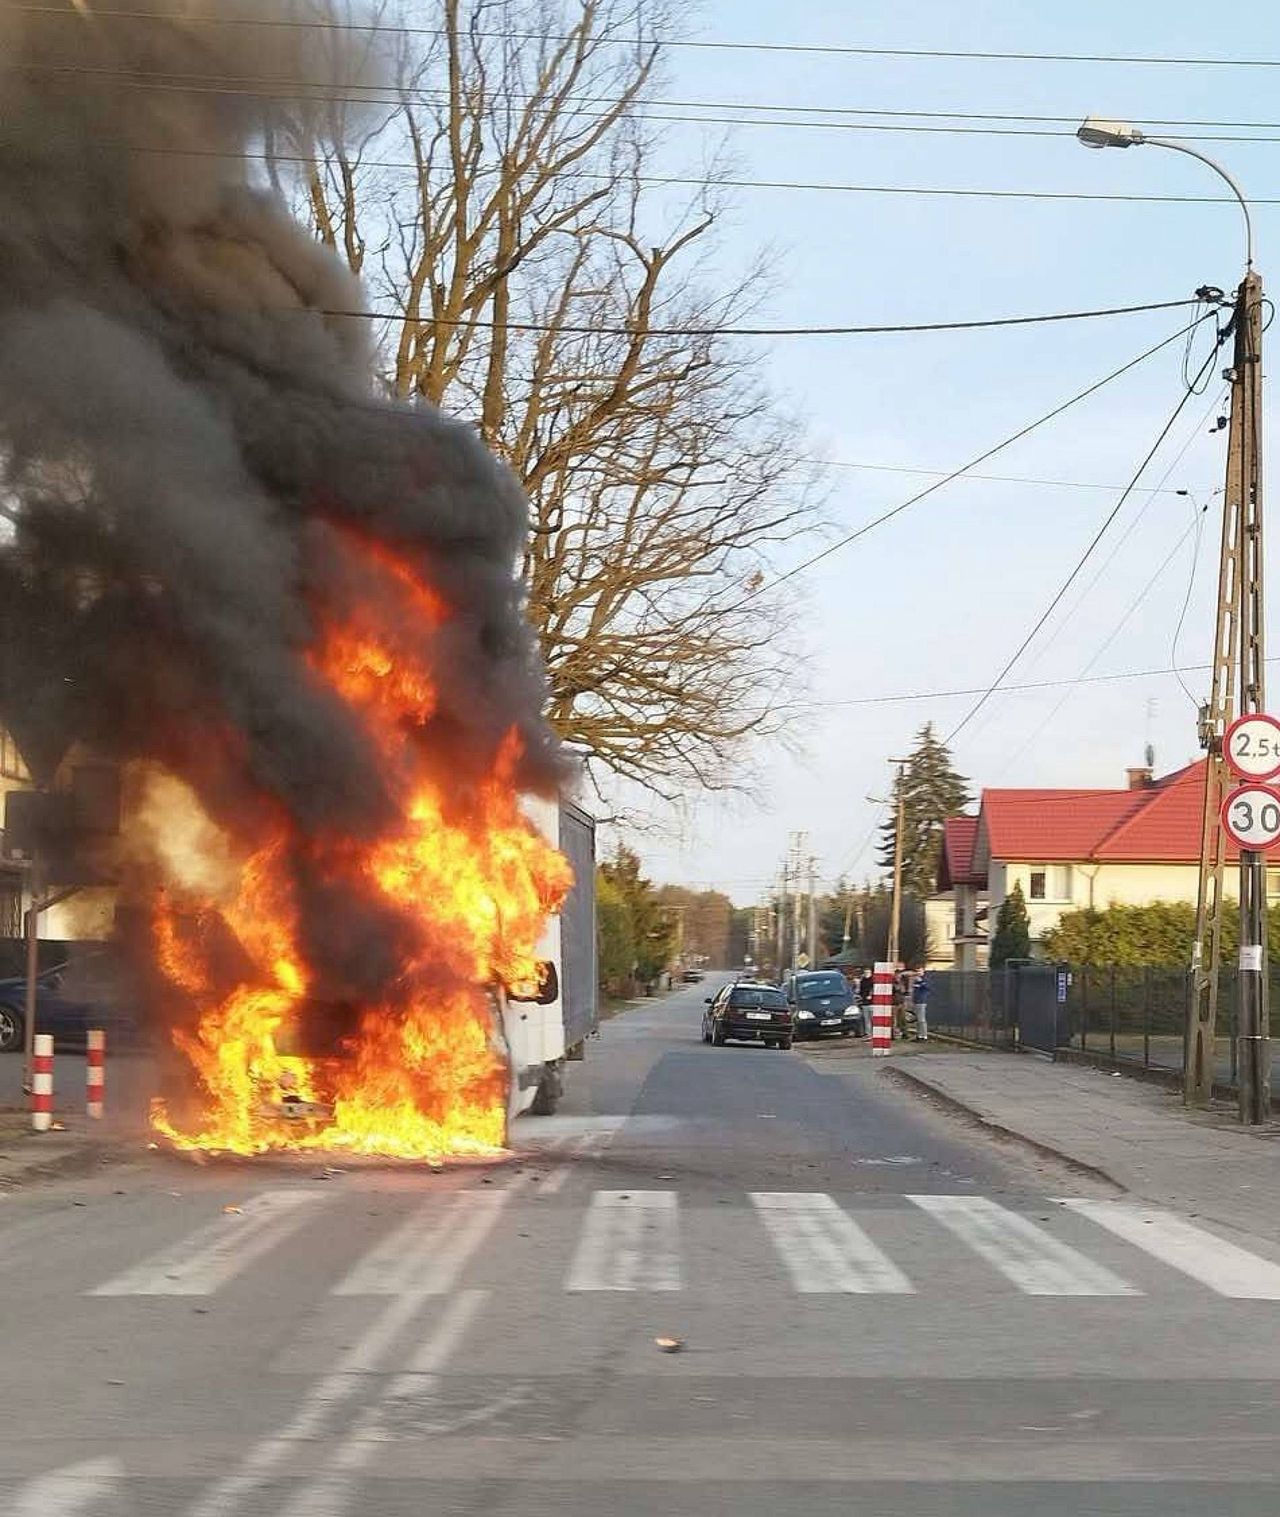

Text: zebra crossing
xmin=28 ymin=1183 xmax=1280 ymax=1302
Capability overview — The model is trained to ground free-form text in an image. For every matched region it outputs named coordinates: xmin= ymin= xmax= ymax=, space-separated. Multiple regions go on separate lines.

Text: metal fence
xmin=928 ymin=964 xmax=1280 ymax=1090
xmin=926 ymin=970 xmax=1016 ymax=1050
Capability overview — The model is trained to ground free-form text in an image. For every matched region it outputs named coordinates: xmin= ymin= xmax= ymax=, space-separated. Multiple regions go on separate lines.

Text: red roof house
xmin=935 ymin=761 xmax=1232 ymax=967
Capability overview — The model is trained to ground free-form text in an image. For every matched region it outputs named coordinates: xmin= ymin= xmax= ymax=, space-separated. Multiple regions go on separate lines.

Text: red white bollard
xmin=31 ymin=1032 xmax=54 ymax=1132
xmin=87 ymin=1029 xmax=105 ymax=1120
xmin=871 ymin=961 xmax=894 ymax=1058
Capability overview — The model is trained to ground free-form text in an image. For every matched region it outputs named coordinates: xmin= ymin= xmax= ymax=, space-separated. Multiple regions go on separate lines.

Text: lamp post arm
xmin=1142 ymin=135 xmax=1254 ymax=270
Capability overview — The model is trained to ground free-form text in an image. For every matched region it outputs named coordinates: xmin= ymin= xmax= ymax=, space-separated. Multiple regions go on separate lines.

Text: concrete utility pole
xmin=1185 ymin=273 xmax=1268 ymax=1118
xmin=888 ymin=762 xmax=907 ymax=967
xmin=1078 ymin=118 xmax=1269 ymax=1122
xmin=792 ymin=873 xmax=803 ymax=972
xmin=807 ymin=856 xmax=818 ymax=966
xmin=777 ymin=860 xmax=788 ymax=970
xmin=1231 ymin=271 xmax=1269 ymax=1125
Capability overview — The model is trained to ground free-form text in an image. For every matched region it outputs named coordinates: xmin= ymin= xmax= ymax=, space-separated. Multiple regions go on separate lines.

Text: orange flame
xmin=150 ymin=541 xmax=571 ymax=1160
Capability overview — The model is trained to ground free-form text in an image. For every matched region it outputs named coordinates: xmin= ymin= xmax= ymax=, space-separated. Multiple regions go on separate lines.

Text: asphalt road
xmin=4 ymin=973 xmax=1280 ymax=1514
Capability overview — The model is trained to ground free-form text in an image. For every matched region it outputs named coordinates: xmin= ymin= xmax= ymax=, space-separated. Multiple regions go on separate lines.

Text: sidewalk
xmin=0 ymin=1053 xmax=155 ymax=1188
xmin=888 ymin=1051 xmax=1280 ymax=1247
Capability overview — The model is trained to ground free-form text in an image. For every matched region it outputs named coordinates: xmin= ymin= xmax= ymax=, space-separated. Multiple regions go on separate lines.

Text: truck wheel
xmin=530 ymin=1060 xmax=564 ymax=1116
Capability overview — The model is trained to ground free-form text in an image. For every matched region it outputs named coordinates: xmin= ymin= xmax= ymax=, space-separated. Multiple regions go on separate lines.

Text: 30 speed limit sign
xmin=1221 ymin=784 xmax=1280 ymax=850
xmin=1224 ymin=714 xmax=1280 ymax=781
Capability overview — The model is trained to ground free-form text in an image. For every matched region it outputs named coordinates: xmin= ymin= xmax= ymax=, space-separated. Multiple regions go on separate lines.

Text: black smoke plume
xmin=0 ymin=2 xmax=566 ymax=1022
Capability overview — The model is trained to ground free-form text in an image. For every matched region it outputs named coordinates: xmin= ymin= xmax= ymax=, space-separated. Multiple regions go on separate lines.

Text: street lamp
xmin=1076 ymin=117 xmax=1253 ymax=269
xmin=1078 ymin=116 xmax=1269 ymax=1122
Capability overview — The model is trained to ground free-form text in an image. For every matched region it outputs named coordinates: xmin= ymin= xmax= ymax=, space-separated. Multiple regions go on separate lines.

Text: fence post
xmin=1143 ymin=967 xmax=1151 ymax=1070
xmin=871 ymin=962 xmax=894 ymax=1057
xmin=1229 ymin=972 xmax=1239 ymax=1085
xmin=31 ymin=1032 xmax=53 ymax=1133
xmin=1109 ymin=966 xmax=1117 ymax=1060
xmin=1080 ymin=969 xmax=1089 ymax=1052
xmin=86 ymin=1029 xmax=105 ymax=1120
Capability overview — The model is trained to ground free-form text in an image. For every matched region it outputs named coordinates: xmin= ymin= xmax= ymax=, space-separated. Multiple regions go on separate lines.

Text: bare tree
xmin=280 ymin=0 xmax=819 ymax=794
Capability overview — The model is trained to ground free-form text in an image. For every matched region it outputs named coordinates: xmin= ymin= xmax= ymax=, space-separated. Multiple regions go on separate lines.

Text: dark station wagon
xmin=702 ymin=981 xmax=794 ymax=1051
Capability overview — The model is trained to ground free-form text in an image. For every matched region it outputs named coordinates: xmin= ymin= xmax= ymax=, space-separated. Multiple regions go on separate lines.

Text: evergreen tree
xmin=989 ymin=882 xmax=1032 ymax=967
xmin=878 ymin=723 xmax=972 ymax=898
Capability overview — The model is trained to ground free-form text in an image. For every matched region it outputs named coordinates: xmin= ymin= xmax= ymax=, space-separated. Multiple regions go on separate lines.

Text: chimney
xmin=1126 ymin=766 xmax=1154 ymax=791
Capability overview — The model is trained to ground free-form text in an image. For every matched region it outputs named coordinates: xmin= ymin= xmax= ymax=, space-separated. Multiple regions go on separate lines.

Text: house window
xmin=1027 ymin=865 xmax=1071 ymax=902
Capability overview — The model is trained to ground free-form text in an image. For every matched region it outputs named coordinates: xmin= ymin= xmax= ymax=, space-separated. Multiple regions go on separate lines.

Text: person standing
xmin=912 ymin=971 xmax=929 ymax=1041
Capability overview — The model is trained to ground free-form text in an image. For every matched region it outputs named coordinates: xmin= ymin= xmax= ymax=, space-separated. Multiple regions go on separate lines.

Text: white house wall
xmin=988 ymin=859 xmax=1204 ymax=949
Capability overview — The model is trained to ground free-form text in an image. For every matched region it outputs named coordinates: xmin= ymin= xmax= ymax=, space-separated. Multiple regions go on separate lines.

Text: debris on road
xmin=654 ymin=1336 xmax=684 ymax=1354
xmin=221 ymin=1204 xmax=243 ymax=1215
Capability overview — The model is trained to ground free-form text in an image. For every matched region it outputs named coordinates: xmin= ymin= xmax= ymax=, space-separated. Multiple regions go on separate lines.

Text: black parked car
xmin=702 ymin=981 xmax=793 ymax=1050
xmin=781 ymin=970 xmax=864 ymax=1040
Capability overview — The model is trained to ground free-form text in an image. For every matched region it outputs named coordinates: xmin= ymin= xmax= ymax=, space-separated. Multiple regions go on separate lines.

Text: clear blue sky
xmin=608 ymin=0 xmax=1280 ymax=905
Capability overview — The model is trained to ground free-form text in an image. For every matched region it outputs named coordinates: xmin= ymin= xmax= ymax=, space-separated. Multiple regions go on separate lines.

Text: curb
xmin=0 ymin=1132 xmax=143 ymax=1189
xmin=883 ymin=1065 xmax=1125 ymax=1192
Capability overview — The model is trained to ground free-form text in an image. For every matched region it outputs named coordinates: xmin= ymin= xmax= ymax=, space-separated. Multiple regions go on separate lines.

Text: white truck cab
xmin=505 ymin=794 xmax=597 ymax=1119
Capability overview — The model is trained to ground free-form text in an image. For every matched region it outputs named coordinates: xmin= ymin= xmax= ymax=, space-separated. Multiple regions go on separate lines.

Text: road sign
xmin=1224 ymin=714 xmax=1280 ymax=781
xmin=796 ymin=952 xmax=810 ymax=968
xmin=1220 ymin=783 xmax=1280 ymax=850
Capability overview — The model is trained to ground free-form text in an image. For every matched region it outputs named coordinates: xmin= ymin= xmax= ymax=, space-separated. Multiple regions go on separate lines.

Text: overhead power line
xmin=9 ymin=6 xmax=1280 ymax=69
xmin=945 ymin=322 xmax=1230 ymax=744
xmin=77 ymin=142 xmax=1280 ymax=207
xmin=819 ymin=460 xmax=1196 ymax=494
xmin=744 ymin=310 xmax=1217 ymax=597
xmin=15 ymin=65 xmax=1280 ymax=145
xmin=302 ymin=295 xmax=1196 ymax=340
xmin=763 ymin=660 xmax=1229 ymax=714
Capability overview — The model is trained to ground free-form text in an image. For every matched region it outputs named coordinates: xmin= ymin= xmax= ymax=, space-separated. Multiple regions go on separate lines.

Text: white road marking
xmin=89 ymin=1190 xmax=324 ymax=1297
xmin=752 ymin=1193 xmax=914 ymax=1293
xmin=14 ymin=1457 xmax=123 ymax=1516
xmin=184 ymin=1266 xmax=486 ymax=1517
xmin=538 ymin=1132 xmax=600 ymax=1196
xmin=276 ymin=1290 xmax=487 ymax=1517
xmin=565 ymin=1190 xmax=682 ymax=1291
xmin=332 ymin=1190 xmax=509 ymax=1296
xmin=1061 ymin=1199 xmax=1280 ymax=1299
xmin=909 ymin=1194 xmax=1139 ymax=1296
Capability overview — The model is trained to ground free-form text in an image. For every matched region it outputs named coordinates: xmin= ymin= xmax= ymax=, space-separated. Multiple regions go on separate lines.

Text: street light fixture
xmin=1078 ymin=115 xmax=1268 ymax=1122
xmin=1076 ymin=116 xmax=1253 ymax=269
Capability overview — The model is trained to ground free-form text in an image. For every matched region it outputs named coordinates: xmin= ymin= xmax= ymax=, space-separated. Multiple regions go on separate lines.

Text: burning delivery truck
xmin=0 ymin=2 xmax=595 ymax=1161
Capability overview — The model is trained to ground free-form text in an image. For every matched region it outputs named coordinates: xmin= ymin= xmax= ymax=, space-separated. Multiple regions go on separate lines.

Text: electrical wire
xmin=993 ymin=507 xmax=1212 ymax=779
xmin=756 ymin=659 xmax=1232 ymax=715
xmin=1171 ymin=491 xmax=1214 ymax=709
xmin=986 ymin=385 xmax=1226 ymax=700
xmin=10 ymin=6 xmax=1280 ymax=69
xmin=15 ymin=65 xmax=1280 ymax=145
xmin=742 ymin=310 xmax=1217 ymax=602
xmin=297 ymin=294 xmax=1197 ymax=339
xmin=21 ymin=141 xmax=1280 ymax=207
xmin=819 ymin=459 xmax=1202 ymax=494
xmin=945 ymin=324 xmax=1230 ymax=745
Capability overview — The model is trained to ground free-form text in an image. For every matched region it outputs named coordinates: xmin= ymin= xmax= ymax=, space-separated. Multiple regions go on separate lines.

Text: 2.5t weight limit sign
xmin=1221 ymin=784 xmax=1280 ymax=851
xmin=1224 ymin=714 xmax=1280 ymax=781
